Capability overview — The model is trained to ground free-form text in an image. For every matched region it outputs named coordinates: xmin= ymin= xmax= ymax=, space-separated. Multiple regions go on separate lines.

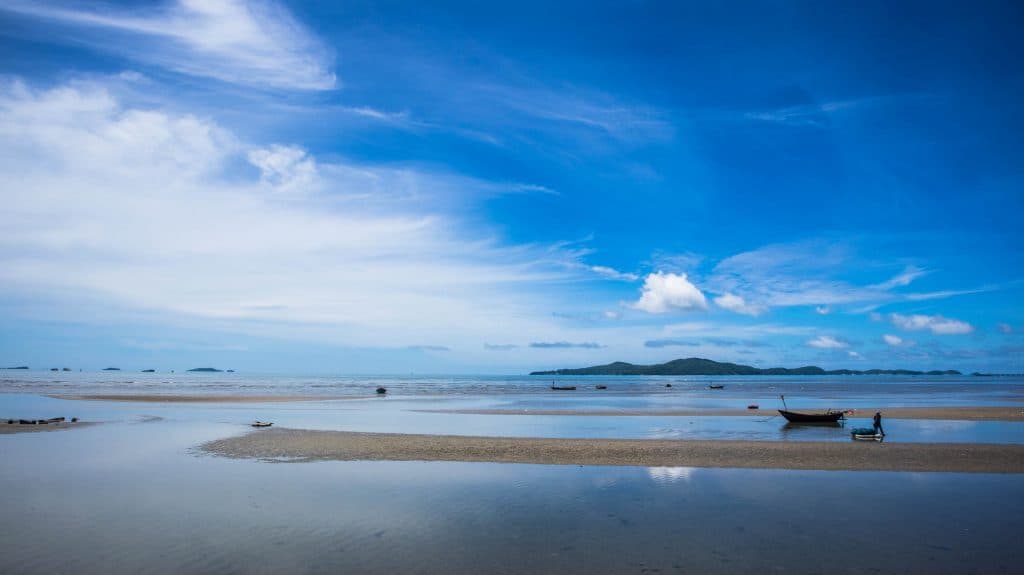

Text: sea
xmin=2 ymin=371 xmax=1023 ymax=573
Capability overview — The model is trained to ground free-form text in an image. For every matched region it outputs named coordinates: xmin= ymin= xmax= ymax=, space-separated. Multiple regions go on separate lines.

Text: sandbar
xmin=415 ymin=406 xmax=1024 ymax=421
xmin=200 ymin=428 xmax=1024 ymax=473
xmin=54 ymin=394 xmax=368 ymax=403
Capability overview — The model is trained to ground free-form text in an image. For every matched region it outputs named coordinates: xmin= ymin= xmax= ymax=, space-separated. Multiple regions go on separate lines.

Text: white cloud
xmin=589 ymin=265 xmax=639 ymax=282
xmin=248 ymin=144 xmax=318 ymax=192
xmin=882 ymin=334 xmax=903 ymax=346
xmin=869 ymin=312 xmax=883 ymax=322
xmin=890 ymin=313 xmax=974 ymax=335
xmin=807 ymin=335 xmax=847 ymax=349
xmin=847 ymin=350 xmax=863 ymax=359
xmin=0 ymin=0 xmax=335 ymax=90
xmin=0 ymin=79 xmax=606 ymax=352
xmin=713 ymin=293 xmax=764 ymax=316
xmin=815 ymin=306 xmax=830 ymax=315
xmin=998 ymin=323 xmax=1013 ymax=334
xmin=870 ymin=265 xmax=928 ymax=290
xmin=632 ymin=272 xmax=708 ymax=314
xmin=603 ymin=310 xmax=622 ymax=320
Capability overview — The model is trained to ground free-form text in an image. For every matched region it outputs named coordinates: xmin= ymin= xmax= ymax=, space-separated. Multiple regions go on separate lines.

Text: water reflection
xmin=1 ymin=422 xmax=1022 ymax=574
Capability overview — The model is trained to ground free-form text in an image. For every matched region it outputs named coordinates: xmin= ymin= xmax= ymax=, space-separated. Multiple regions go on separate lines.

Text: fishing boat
xmin=251 ymin=421 xmax=273 ymax=428
xmin=550 ymin=385 xmax=577 ymax=391
xmin=778 ymin=409 xmax=846 ymax=423
xmin=708 ymin=384 xmax=725 ymax=390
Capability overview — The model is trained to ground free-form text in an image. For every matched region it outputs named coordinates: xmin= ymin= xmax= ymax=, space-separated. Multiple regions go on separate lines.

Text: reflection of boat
xmin=779 ymin=409 xmax=846 ymax=423
xmin=708 ymin=384 xmax=724 ymax=390
xmin=850 ymin=427 xmax=882 ymax=441
xmin=551 ymin=385 xmax=577 ymax=391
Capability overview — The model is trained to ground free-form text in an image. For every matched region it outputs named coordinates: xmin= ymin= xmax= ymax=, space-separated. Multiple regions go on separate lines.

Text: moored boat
xmin=778 ymin=409 xmax=846 ymax=423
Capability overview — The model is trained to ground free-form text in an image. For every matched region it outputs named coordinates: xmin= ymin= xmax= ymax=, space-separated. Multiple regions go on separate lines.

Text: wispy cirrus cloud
xmin=0 ymin=78 xmax=604 ymax=352
xmin=529 ymin=341 xmax=604 ymax=349
xmin=0 ymin=0 xmax=336 ymax=90
xmin=704 ymin=241 xmax=987 ymax=316
xmin=483 ymin=343 xmax=518 ymax=351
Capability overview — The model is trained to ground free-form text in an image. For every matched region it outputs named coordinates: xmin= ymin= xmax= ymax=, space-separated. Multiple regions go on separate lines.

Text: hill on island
xmin=530 ymin=357 xmax=961 ymax=376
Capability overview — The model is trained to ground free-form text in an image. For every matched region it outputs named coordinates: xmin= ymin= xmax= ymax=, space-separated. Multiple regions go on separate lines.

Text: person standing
xmin=873 ymin=411 xmax=885 ymax=436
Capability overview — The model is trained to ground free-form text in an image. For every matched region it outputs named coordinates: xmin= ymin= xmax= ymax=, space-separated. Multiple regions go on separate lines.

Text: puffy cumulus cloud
xmin=998 ymin=323 xmax=1013 ymax=334
xmin=0 ymin=79 xmax=603 ymax=351
xmin=0 ymin=0 xmax=336 ymax=90
xmin=248 ymin=144 xmax=318 ymax=192
xmin=713 ymin=293 xmax=765 ymax=316
xmin=632 ymin=272 xmax=708 ymax=314
xmin=806 ymin=335 xmax=848 ymax=349
xmin=890 ymin=313 xmax=974 ymax=335
xmin=882 ymin=334 xmax=904 ymax=346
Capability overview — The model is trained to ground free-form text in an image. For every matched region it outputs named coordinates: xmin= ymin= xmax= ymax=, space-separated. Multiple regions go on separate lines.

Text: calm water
xmin=1 ymin=420 xmax=1022 ymax=574
xmin=3 ymin=370 xmax=1024 ymax=406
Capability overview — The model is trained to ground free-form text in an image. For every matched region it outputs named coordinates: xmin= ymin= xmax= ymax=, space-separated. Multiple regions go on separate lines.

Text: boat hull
xmin=778 ymin=409 xmax=845 ymax=423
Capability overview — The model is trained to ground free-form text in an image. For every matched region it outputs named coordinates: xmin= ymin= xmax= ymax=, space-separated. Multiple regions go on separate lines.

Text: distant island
xmin=530 ymin=357 xmax=961 ymax=376
xmin=141 ymin=369 xmax=156 ymax=373
xmin=187 ymin=367 xmax=222 ymax=372
xmin=4 ymin=366 xmax=29 ymax=370
xmin=102 ymin=367 xmax=120 ymax=371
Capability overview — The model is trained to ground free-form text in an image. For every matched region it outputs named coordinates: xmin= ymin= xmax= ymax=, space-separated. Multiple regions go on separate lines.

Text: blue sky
xmin=0 ymin=0 xmax=1021 ymax=373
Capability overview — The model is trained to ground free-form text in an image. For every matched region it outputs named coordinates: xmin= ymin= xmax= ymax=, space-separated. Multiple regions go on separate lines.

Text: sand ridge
xmin=200 ymin=428 xmax=1024 ymax=473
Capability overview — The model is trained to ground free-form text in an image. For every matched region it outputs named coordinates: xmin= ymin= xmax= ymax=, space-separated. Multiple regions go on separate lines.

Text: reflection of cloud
xmin=647 ymin=466 xmax=696 ymax=483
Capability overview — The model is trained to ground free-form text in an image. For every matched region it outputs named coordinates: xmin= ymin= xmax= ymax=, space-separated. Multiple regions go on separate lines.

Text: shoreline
xmin=414 ymin=406 xmax=1024 ymax=421
xmin=200 ymin=428 xmax=1024 ymax=473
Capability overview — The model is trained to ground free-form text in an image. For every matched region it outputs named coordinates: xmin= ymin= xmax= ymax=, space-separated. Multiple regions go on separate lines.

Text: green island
xmin=530 ymin=357 xmax=961 ymax=376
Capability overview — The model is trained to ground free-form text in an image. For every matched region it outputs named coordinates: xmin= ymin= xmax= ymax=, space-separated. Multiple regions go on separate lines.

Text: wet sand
xmin=416 ymin=406 xmax=1024 ymax=421
xmin=200 ymin=428 xmax=1024 ymax=473
xmin=1 ymin=421 xmax=95 ymax=434
xmin=55 ymin=394 xmax=368 ymax=403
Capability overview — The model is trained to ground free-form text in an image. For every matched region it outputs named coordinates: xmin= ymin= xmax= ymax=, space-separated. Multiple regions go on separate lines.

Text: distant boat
xmin=251 ymin=421 xmax=273 ymax=428
xmin=708 ymin=384 xmax=725 ymax=390
xmin=747 ymin=404 xmax=759 ymax=409
xmin=778 ymin=409 xmax=846 ymax=423
xmin=595 ymin=384 xmax=607 ymax=390
xmin=376 ymin=386 xmax=387 ymax=394
xmin=550 ymin=385 xmax=577 ymax=391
